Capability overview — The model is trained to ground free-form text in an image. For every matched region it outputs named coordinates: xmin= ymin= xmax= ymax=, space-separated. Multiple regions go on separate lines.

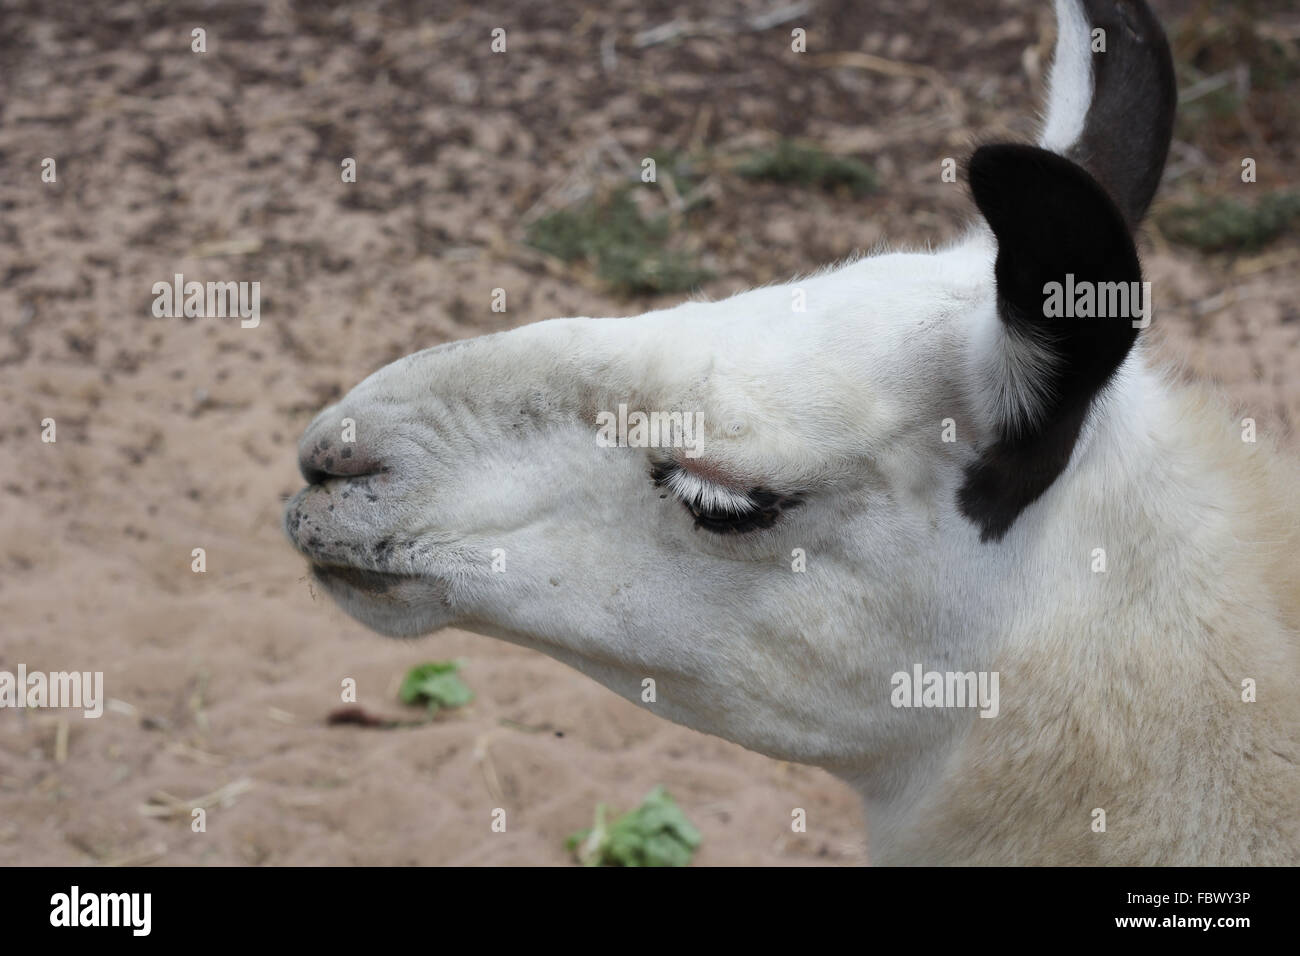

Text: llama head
xmin=285 ymin=0 xmax=1175 ymax=774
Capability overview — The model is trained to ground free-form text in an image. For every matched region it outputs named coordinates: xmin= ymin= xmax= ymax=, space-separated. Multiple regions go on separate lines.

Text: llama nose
xmin=297 ymin=419 xmax=383 ymax=485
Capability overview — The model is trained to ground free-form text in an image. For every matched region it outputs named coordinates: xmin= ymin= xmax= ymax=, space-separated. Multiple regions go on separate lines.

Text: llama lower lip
xmin=307 ymin=561 xmax=458 ymax=638
xmin=310 ymin=563 xmax=414 ymax=594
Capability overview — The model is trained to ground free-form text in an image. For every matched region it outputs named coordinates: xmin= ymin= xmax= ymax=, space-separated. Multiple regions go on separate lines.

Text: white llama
xmin=286 ymin=0 xmax=1300 ymax=864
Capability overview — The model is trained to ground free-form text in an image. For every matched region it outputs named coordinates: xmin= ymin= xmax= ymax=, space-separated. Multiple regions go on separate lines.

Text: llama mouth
xmin=306 ymin=560 xmax=457 ymax=638
xmin=309 ymin=562 xmax=414 ymax=595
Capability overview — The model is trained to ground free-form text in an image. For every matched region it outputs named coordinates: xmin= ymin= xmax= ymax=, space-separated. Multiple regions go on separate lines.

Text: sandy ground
xmin=1 ymin=0 xmax=1297 ymax=866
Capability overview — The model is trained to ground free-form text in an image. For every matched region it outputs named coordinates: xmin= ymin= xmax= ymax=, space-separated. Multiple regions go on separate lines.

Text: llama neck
xmin=853 ymin=361 xmax=1300 ymax=863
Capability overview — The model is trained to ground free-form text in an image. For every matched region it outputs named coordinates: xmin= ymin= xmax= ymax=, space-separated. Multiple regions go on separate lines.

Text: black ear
xmin=959 ymin=143 xmax=1142 ymax=542
xmin=1067 ymin=0 xmax=1177 ymax=228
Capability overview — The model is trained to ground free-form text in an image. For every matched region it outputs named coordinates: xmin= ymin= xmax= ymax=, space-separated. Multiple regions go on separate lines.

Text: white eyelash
xmin=660 ymin=466 xmax=754 ymax=515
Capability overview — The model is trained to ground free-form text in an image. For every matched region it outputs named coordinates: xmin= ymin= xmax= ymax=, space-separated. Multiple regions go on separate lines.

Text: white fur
xmin=1040 ymin=0 xmax=1094 ymax=152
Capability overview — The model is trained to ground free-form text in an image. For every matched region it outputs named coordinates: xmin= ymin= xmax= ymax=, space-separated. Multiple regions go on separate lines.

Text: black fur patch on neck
xmin=1067 ymin=0 xmax=1177 ymax=228
xmin=960 ymin=144 xmax=1142 ymax=542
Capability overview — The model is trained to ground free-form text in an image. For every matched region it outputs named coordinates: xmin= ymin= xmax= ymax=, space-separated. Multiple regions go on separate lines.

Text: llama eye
xmin=650 ymin=461 xmax=802 ymax=534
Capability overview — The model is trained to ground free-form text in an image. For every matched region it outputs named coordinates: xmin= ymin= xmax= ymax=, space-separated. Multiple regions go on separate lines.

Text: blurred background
xmin=0 ymin=0 xmax=1296 ymax=865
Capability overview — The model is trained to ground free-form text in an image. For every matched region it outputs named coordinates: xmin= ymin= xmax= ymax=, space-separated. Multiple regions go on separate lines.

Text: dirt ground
xmin=1 ymin=0 xmax=1297 ymax=866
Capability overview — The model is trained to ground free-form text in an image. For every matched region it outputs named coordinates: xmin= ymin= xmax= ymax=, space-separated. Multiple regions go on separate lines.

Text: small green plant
xmin=736 ymin=139 xmax=878 ymax=197
xmin=398 ymin=660 xmax=473 ymax=714
xmin=566 ymin=785 xmax=702 ymax=867
xmin=1158 ymin=190 xmax=1300 ymax=253
xmin=526 ymin=189 xmax=711 ymax=296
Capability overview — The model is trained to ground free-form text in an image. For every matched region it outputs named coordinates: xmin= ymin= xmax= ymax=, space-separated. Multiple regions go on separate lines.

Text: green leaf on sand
xmin=398 ymin=660 xmax=474 ymax=714
xmin=566 ymin=786 xmax=702 ymax=867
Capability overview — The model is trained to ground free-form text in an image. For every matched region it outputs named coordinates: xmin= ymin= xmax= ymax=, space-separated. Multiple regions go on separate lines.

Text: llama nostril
xmin=300 ymin=462 xmax=331 ymax=486
xmin=298 ymin=439 xmax=382 ymax=486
